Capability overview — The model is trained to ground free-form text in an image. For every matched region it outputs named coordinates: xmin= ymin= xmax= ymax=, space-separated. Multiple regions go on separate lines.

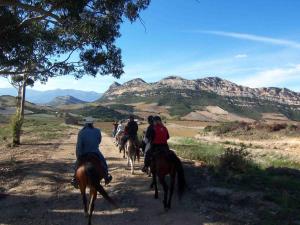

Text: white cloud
xmin=197 ymin=30 xmax=300 ymax=49
xmin=235 ymin=54 xmax=248 ymax=59
xmin=240 ymin=64 xmax=300 ymax=89
xmin=0 ymin=77 xmax=11 ymax=88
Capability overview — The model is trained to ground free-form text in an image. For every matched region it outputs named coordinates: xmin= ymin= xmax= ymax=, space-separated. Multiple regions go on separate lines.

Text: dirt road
xmin=3 ymin=125 xmax=272 ymax=225
xmin=1 ymin=128 xmax=225 ymax=225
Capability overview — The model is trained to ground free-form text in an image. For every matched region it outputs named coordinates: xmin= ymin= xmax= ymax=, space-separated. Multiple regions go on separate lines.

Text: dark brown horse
xmin=150 ymin=148 xmax=186 ymax=210
xmin=75 ymin=154 xmax=117 ymax=225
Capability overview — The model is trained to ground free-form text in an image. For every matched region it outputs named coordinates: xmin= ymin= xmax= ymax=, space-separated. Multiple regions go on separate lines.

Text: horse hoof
xmin=84 ymin=212 xmax=88 ymax=218
xmin=154 ymin=195 xmax=158 ymax=199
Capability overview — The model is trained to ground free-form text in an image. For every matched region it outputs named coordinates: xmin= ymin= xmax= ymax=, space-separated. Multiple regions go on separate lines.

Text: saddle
xmin=151 ymin=145 xmax=170 ymax=160
xmin=78 ymin=153 xmax=102 ymax=170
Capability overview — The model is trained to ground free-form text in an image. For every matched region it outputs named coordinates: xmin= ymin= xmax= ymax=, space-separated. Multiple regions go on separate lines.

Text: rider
xmin=142 ymin=116 xmax=169 ymax=172
xmin=71 ymin=117 xmax=112 ymax=188
xmin=143 ymin=115 xmax=155 ymax=154
xmin=121 ymin=115 xmax=139 ymax=149
xmin=112 ymin=121 xmax=118 ymax=137
xmin=115 ymin=120 xmax=125 ymax=137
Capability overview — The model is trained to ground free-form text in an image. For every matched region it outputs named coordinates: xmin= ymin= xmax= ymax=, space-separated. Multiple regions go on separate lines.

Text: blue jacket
xmin=76 ymin=126 xmax=102 ymax=159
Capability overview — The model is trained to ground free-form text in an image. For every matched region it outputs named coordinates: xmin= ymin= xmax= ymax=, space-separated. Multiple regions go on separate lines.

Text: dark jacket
xmin=145 ymin=124 xmax=155 ymax=142
xmin=127 ymin=120 xmax=138 ymax=138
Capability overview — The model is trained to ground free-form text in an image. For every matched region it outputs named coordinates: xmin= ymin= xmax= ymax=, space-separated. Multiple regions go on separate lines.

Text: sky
xmin=1 ymin=0 xmax=300 ymax=93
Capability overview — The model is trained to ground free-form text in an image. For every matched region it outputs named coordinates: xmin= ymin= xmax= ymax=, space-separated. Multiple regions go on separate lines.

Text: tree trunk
xmin=12 ymin=78 xmax=26 ymax=146
xmin=20 ymin=79 xmax=26 ymax=120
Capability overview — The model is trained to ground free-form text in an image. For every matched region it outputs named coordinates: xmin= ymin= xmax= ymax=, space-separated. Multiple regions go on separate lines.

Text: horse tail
xmin=85 ymin=163 xmax=118 ymax=208
xmin=169 ymin=151 xmax=186 ymax=198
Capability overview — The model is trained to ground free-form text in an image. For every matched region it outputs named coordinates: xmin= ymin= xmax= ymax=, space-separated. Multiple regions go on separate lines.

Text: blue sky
xmin=1 ymin=0 xmax=300 ymax=93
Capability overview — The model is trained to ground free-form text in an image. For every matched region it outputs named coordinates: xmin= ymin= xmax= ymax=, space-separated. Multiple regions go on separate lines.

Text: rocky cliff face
xmin=102 ymin=76 xmax=300 ymax=106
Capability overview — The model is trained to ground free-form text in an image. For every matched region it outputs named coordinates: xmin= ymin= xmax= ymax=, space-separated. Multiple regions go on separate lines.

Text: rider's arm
xmin=76 ymin=132 xmax=83 ymax=159
xmin=166 ymin=127 xmax=170 ymax=140
xmin=98 ymin=129 xmax=102 ymax=144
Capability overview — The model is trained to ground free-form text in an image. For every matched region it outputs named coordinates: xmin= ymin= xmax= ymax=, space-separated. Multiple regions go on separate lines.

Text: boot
xmin=141 ymin=165 xmax=148 ymax=173
xmin=71 ymin=177 xmax=79 ymax=189
xmin=105 ymin=174 xmax=113 ymax=185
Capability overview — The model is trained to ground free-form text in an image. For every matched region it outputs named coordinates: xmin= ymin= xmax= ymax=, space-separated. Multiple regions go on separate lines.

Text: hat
xmin=84 ymin=117 xmax=94 ymax=124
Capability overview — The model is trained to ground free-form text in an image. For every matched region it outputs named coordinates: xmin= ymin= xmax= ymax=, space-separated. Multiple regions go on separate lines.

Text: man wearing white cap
xmin=71 ymin=117 xmax=112 ymax=188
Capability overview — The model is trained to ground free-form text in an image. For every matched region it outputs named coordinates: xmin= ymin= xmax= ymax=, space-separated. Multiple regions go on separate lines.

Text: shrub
xmin=268 ymin=123 xmax=287 ymax=132
xmin=219 ymin=147 xmax=252 ymax=173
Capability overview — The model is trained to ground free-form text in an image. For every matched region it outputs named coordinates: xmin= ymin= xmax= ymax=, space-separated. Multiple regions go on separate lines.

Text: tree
xmin=0 ymin=0 xmax=150 ymax=145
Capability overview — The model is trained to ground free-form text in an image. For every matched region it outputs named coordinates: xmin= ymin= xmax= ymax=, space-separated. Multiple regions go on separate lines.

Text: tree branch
xmin=0 ymin=0 xmax=64 ymax=24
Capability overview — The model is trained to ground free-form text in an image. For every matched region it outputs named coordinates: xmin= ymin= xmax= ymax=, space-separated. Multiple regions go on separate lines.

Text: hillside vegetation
xmin=100 ymin=88 xmax=300 ymax=121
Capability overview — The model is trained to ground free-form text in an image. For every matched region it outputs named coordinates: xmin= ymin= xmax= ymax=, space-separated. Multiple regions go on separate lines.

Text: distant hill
xmin=0 ymin=95 xmax=55 ymax=115
xmin=0 ymin=88 xmax=102 ymax=104
xmin=99 ymin=76 xmax=300 ymax=121
xmin=48 ymin=95 xmax=87 ymax=106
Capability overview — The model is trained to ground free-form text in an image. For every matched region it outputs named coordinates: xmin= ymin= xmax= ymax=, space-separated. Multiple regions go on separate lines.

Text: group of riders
xmin=71 ymin=114 xmax=170 ymax=188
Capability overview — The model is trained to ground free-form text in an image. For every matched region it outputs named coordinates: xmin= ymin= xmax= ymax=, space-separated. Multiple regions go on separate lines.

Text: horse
xmin=114 ymin=130 xmax=123 ymax=146
xmin=125 ymin=137 xmax=140 ymax=174
xmin=115 ymin=131 xmax=126 ymax=158
xmin=75 ymin=153 xmax=117 ymax=225
xmin=149 ymin=147 xmax=186 ymax=210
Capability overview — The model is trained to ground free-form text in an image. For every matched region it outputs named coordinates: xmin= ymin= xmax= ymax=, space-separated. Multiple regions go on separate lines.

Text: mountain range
xmin=0 ymin=88 xmax=102 ymax=104
xmin=99 ymin=76 xmax=300 ymax=121
xmin=48 ymin=95 xmax=87 ymax=106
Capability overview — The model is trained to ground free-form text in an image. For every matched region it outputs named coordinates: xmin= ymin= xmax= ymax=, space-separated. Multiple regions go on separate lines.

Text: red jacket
xmin=152 ymin=124 xmax=169 ymax=144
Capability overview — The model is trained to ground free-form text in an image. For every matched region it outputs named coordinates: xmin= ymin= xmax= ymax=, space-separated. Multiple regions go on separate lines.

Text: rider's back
xmin=152 ymin=124 xmax=169 ymax=145
xmin=127 ymin=120 xmax=138 ymax=138
xmin=76 ymin=127 xmax=101 ymax=158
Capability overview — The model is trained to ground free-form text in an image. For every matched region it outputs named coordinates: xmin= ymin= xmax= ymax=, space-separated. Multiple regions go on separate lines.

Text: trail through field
xmin=0 ymin=128 xmax=256 ymax=225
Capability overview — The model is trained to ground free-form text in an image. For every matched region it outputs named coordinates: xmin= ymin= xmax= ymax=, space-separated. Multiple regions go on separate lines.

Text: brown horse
xmin=150 ymin=148 xmax=186 ymax=210
xmin=75 ymin=154 xmax=117 ymax=225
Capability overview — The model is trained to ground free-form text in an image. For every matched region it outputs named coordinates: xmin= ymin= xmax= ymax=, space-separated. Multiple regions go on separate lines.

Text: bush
xmin=219 ymin=147 xmax=252 ymax=173
xmin=268 ymin=123 xmax=287 ymax=132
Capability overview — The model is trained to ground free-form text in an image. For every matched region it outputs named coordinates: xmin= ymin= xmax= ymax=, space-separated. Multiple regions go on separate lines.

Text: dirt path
xmin=0 ymin=129 xmax=249 ymax=225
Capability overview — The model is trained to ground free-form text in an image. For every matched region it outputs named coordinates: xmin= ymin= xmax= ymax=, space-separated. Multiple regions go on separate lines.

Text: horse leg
xmin=130 ymin=156 xmax=134 ymax=175
xmin=127 ymin=148 xmax=130 ymax=167
xmin=167 ymin=172 xmax=176 ymax=209
xmin=88 ymin=187 xmax=97 ymax=225
xmin=152 ymin=171 xmax=158 ymax=199
xmin=80 ymin=185 xmax=88 ymax=217
xmin=159 ymin=175 xmax=169 ymax=210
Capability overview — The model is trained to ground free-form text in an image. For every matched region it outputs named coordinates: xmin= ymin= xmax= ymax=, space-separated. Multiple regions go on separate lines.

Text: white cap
xmin=84 ymin=117 xmax=94 ymax=124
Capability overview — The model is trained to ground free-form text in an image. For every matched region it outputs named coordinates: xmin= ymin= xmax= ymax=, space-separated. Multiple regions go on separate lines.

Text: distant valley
xmin=0 ymin=88 xmax=102 ymax=104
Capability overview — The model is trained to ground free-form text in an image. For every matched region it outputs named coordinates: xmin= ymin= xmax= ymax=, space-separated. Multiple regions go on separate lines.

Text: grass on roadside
xmin=171 ymin=136 xmax=300 ymax=224
xmin=0 ymin=114 xmax=71 ymax=145
xmin=169 ymin=137 xmax=224 ymax=165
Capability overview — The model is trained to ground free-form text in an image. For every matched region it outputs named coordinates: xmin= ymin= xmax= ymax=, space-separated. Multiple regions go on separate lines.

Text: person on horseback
xmin=121 ymin=115 xmax=139 ymax=149
xmin=71 ymin=117 xmax=112 ymax=188
xmin=142 ymin=115 xmax=155 ymax=155
xmin=142 ymin=116 xmax=169 ymax=172
xmin=112 ymin=121 xmax=118 ymax=137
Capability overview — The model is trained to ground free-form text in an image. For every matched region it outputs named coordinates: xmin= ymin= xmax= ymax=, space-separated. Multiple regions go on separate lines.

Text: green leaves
xmin=0 ymin=0 xmax=150 ymax=79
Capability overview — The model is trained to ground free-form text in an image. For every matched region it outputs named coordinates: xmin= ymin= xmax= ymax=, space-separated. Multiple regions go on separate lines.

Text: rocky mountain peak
xmin=123 ymin=78 xmax=147 ymax=86
xmin=109 ymin=82 xmax=121 ymax=89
